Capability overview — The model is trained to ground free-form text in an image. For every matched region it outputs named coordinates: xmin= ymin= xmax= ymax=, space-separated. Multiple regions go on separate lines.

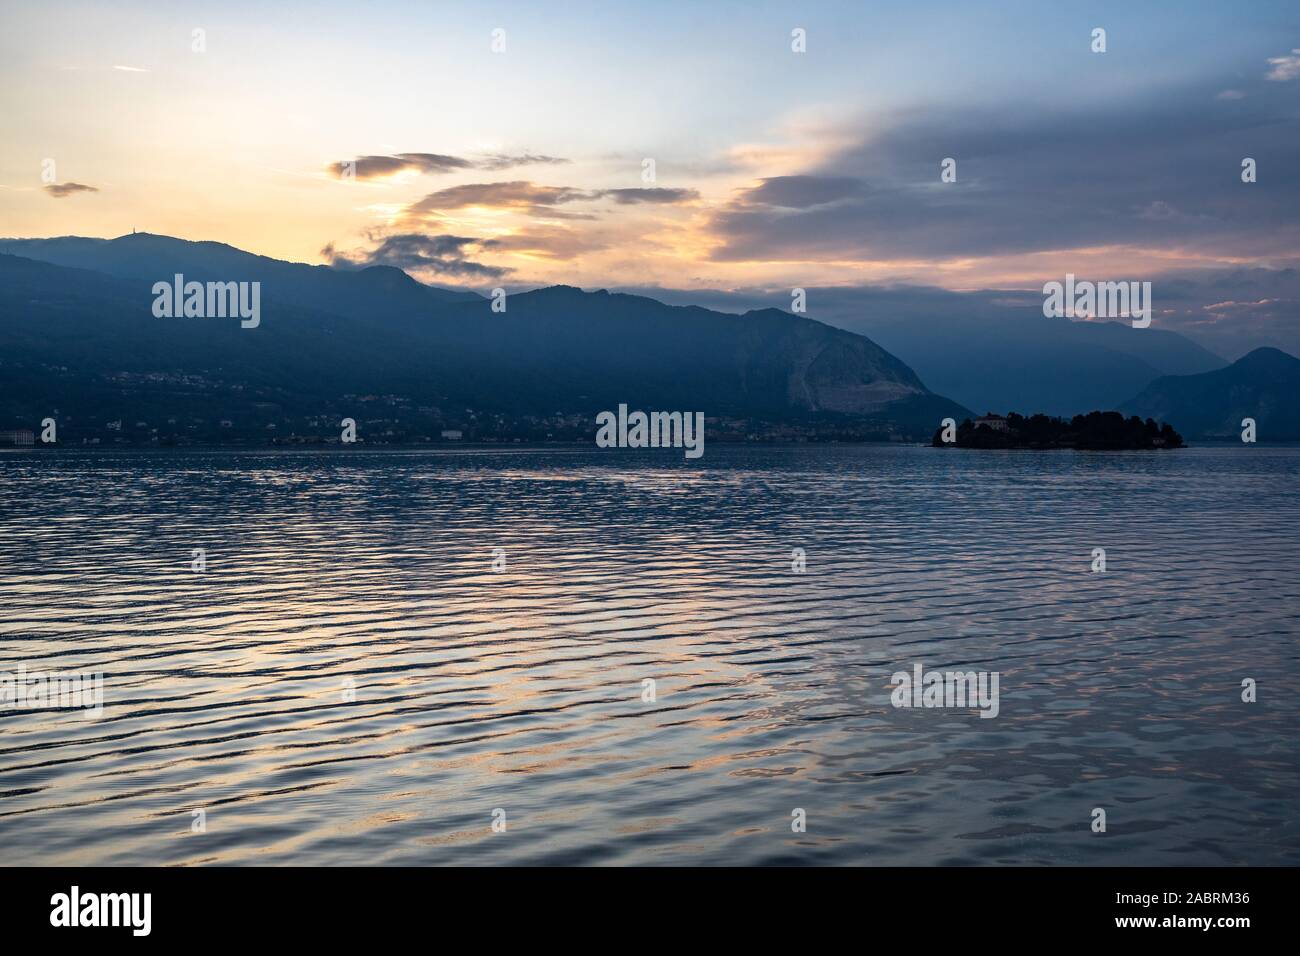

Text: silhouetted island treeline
xmin=932 ymin=411 xmax=1184 ymax=449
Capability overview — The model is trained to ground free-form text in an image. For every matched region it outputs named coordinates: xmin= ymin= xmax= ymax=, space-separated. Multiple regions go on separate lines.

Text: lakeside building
xmin=973 ymin=414 xmax=1010 ymax=432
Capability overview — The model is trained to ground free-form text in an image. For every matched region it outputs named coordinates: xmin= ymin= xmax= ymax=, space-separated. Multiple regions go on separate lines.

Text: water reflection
xmin=0 ymin=445 xmax=1296 ymax=865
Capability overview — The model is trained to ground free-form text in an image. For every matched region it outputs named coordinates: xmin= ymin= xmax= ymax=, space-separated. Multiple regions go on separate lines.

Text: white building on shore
xmin=973 ymin=414 xmax=1009 ymax=432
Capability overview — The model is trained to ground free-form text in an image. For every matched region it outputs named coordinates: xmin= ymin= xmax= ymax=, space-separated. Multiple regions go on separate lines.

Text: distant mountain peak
xmin=530 ymin=284 xmax=593 ymax=297
xmin=1236 ymin=346 xmax=1300 ymax=370
xmin=0 ymin=232 xmax=481 ymax=310
xmin=1120 ymin=345 xmax=1300 ymax=440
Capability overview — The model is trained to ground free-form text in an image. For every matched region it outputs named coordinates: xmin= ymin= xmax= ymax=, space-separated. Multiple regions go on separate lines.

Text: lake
xmin=1 ymin=444 xmax=1296 ymax=865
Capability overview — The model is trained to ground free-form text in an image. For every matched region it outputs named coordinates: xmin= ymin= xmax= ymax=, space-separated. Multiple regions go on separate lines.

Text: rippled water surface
xmin=1 ymin=445 xmax=1297 ymax=865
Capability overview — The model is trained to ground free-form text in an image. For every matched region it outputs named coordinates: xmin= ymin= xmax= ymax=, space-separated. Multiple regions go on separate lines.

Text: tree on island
xmin=932 ymin=411 xmax=1184 ymax=449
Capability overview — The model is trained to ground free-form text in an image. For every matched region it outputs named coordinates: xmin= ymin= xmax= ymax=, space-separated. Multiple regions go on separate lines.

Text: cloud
xmin=593 ymin=187 xmax=700 ymax=204
xmin=322 ymin=232 xmax=509 ymax=279
xmin=43 ymin=182 xmax=99 ymax=198
xmin=1216 ymin=89 xmax=1246 ymax=100
xmin=345 ymin=180 xmax=694 ymax=276
xmin=395 ymin=182 xmax=699 ymax=222
xmin=476 ymin=153 xmax=569 ymax=171
xmin=704 ymin=86 xmax=1300 ymax=264
xmin=112 ymin=64 xmax=149 ymax=73
xmin=330 ymin=153 xmax=473 ymax=180
xmin=733 ymin=176 xmax=866 ymax=209
xmin=338 ymin=179 xmax=695 ymax=279
xmin=324 ymin=222 xmax=602 ymax=278
xmin=1266 ymin=48 xmax=1300 ymax=81
xmin=407 ymin=181 xmax=591 ymax=212
xmin=328 ymin=152 xmax=568 ymax=181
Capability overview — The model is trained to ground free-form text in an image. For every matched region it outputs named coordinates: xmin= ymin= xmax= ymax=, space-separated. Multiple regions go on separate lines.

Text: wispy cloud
xmin=408 ymin=181 xmax=591 ymax=211
xmin=329 ymin=153 xmax=473 ymax=180
xmin=596 ymin=187 xmax=700 ymax=205
xmin=328 ymin=178 xmax=695 ymax=279
xmin=43 ymin=182 xmax=99 ymax=198
xmin=1266 ymin=48 xmax=1300 ymax=81
xmin=328 ymin=152 xmax=568 ymax=181
xmin=322 ymin=232 xmax=508 ymax=279
xmin=393 ymin=181 xmax=698 ymax=223
xmin=476 ymin=153 xmax=570 ymax=172
xmin=112 ymin=64 xmax=149 ymax=73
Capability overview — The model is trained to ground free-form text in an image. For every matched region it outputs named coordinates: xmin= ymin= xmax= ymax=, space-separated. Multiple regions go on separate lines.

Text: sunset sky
xmin=3 ymin=0 xmax=1299 ymax=348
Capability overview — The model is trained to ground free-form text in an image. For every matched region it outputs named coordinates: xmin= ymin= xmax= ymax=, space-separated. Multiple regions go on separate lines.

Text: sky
xmin=2 ymin=0 xmax=1299 ymax=355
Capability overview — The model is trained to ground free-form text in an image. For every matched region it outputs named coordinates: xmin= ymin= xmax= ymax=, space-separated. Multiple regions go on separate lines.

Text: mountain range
xmin=624 ymin=285 xmax=1231 ymax=416
xmin=1120 ymin=347 xmax=1300 ymax=441
xmin=1 ymin=233 xmax=1294 ymax=445
xmin=0 ymin=234 xmax=968 ymax=444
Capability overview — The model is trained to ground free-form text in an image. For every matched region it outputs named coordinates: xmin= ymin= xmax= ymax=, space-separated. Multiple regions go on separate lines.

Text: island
xmin=932 ymin=411 xmax=1185 ymax=449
